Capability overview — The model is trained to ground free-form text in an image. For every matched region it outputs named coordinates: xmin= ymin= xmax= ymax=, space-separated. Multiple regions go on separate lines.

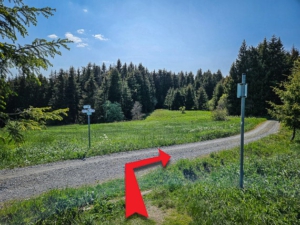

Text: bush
xmin=211 ymin=109 xmax=228 ymax=121
xmin=102 ymin=101 xmax=124 ymax=122
xmin=179 ymin=106 xmax=186 ymax=114
xmin=211 ymin=94 xmax=229 ymax=121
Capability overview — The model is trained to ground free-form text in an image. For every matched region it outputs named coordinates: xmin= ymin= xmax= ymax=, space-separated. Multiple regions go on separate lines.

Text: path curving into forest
xmin=0 ymin=120 xmax=279 ymax=204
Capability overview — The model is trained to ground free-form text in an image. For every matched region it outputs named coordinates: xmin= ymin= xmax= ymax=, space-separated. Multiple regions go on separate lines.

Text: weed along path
xmin=0 ymin=120 xmax=279 ymax=204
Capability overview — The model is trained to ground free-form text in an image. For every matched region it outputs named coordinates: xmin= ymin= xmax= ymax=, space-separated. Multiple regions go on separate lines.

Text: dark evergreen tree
xmin=171 ymin=89 xmax=184 ymax=110
xmin=210 ymin=81 xmax=224 ymax=110
xmin=225 ymin=37 xmax=296 ymax=116
xmin=195 ymin=86 xmax=208 ymax=110
xmin=128 ymin=62 xmax=134 ymax=73
xmin=154 ymin=69 xmax=173 ymax=108
xmin=202 ymin=70 xmax=214 ymax=99
xmin=79 ymin=67 xmax=98 ymax=122
xmin=121 ymin=63 xmax=128 ymax=80
xmin=93 ymin=64 xmax=102 ymax=86
xmin=121 ymin=81 xmax=133 ymax=119
xmin=107 ymin=68 xmax=122 ymax=103
xmin=50 ymin=69 xmax=67 ymax=110
xmin=101 ymin=62 xmax=107 ymax=74
xmin=116 ymin=59 xmax=122 ymax=73
xmin=164 ymin=88 xmax=174 ymax=109
xmin=66 ymin=67 xmax=80 ymax=123
xmin=185 ymin=84 xmax=195 ymax=110
xmin=178 ymin=72 xmax=186 ymax=87
xmin=194 ymin=69 xmax=203 ymax=91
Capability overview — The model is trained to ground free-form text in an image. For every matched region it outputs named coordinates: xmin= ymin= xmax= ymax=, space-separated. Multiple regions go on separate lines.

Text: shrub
xmin=179 ymin=106 xmax=186 ymax=114
xmin=211 ymin=94 xmax=229 ymax=121
xmin=211 ymin=109 xmax=228 ymax=121
xmin=102 ymin=101 xmax=124 ymax=122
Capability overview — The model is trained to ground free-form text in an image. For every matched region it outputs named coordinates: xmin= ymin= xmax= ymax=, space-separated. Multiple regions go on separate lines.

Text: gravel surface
xmin=0 ymin=120 xmax=279 ymax=204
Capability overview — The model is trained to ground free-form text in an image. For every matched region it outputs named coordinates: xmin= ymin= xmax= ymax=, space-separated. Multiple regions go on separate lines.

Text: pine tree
xmin=178 ymin=72 xmax=186 ymax=87
xmin=202 ymin=70 xmax=214 ymax=99
xmin=65 ymin=67 xmax=80 ymax=123
xmin=164 ymin=88 xmax=174 ymax=110
xmin=194 ymin=69 xmax=203 ymax=91
xmin=268 ymin=59 xmax=300 ymax=140
xmin=186 ymin=72 xmax=194 ymax=85
xmin=101 ymin=63 xmax=107 ymax=74
xmin=50 ymin=69 xmax=67 ymax=110
xmin=210 ymin=82 xmax=224 ymax=110
xmin=195 ymin=86 xmax=208 ymax=110
xmin=171 ymin=89 xmax=184 ymax=110
xmin=107 ymin=68 xmax=122 ymax=103
xmin=121 ymin=81 xmax=133 ymax=119
xmin=0 ymin=0 xmax=70 ymax=118
xmin=116 ymin=59 xmax=122 ymax=73
xmin=121 ymin=63 xmax=128 ymax=80
xmin=185 ymin=85 xmax=195 ymax=110
xmin=225 ymin=37 xmax=296 ymax=116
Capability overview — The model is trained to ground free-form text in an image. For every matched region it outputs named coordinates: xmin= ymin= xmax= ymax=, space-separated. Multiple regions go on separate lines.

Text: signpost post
xmin=81 ymin=105 xmax=95 ymax=148
xmin=237 ymin=74 xmax=247 ymax=188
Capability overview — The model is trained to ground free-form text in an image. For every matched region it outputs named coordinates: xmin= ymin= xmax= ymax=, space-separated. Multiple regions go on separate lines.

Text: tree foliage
xmin=0 ymin=0 xmax=70 ymax=78
xmin=0 ymin=0 xmax=70 ymax=144
xmin=131 ymin=101 xmax=144 ymax=120
xmin=102 ymin=100 xmax=124 ymax=123
xmin=268 ymin=59 xmax=300 ymax=140
xmin=225 ymin=36 xmax=298 ymax=116
xmin=4 ymin=107 xmax=68 ymax=144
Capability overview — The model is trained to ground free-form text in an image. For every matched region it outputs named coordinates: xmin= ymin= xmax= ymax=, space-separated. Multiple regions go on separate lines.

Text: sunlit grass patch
xmin=0 ymin=110 xmax=266 ymax=169
xmin=1 ymin=127 xmax=299 ymax=224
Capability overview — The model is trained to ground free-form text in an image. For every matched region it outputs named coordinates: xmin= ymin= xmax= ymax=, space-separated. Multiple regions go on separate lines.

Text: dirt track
xmin=0 ymin=120 xmax=279 ymax=204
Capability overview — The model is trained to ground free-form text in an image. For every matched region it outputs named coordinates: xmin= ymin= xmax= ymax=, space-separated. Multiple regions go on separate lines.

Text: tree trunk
xmin=290 ymin=126 xmax=296 ymax=141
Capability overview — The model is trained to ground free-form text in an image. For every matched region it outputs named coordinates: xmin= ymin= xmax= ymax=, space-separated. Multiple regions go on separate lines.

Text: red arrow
xmin=125 ymin=149 xmax=171 ymax=218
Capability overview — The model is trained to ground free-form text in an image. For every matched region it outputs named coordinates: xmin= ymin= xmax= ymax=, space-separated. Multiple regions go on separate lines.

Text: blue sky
xmin=20 ymin=0 xmax=300 ymax=76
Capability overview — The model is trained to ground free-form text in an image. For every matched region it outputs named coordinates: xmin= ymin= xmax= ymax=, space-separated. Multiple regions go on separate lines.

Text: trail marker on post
xmin=81 ymin=105 xmax=95 ymax=148
xmin=237 ymin=73 xmax=247 ymax=188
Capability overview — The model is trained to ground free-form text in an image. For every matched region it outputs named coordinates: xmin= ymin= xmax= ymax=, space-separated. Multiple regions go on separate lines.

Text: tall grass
xmin=1 ymin=126 xmax=299 ymax=224
xmin=0 ymin=110 xmax=265 ymax=169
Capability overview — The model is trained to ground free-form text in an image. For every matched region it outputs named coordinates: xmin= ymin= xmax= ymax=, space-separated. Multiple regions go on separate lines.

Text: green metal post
xmin=88 ymin=115 xmax=91 ymax=148
xmin=240 ymin=74 xmax=246 ymax=188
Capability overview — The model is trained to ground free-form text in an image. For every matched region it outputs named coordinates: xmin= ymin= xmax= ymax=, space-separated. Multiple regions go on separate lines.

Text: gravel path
xmin=0 ymin=120 xmax=279 ymax=204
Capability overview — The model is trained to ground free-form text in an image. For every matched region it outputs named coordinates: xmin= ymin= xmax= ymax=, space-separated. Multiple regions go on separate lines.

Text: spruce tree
xmin=196 ymin=86 xmax=208 ymax=110
xmin=66 ymin=67 xmax=80 ymax=123
xmin=171 ymin=89 xmax=184 ymax=110
xmin=121 ymin=81 xmax=133 ymax=119
xmin=107 ymin=68 xmax=122 ymax=103
xmin=268 ymin=59 xmax=300 ymax=140
xmin=185 ymin=85 xmax=195 ymax=110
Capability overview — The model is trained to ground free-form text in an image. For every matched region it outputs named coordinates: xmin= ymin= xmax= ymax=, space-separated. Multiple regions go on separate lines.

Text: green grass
xmin=1 ymin=125 xmax=299 ymax=224
xmin=0 ymin=110 xmax=265 ymax=169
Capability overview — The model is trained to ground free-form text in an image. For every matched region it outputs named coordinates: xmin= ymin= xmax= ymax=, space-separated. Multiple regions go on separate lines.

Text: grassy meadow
xmin=0 ymin=125 xmax=299 ymax=224
xmin=0 ymin=110 xmax=265 ymax=169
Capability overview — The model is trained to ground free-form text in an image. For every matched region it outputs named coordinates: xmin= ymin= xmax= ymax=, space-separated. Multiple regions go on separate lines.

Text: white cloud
xmin=93 ymin=34 xmax=108 ymax=41
xmin=77 ymin=43 xmax=88 ymax=48
xmin=83 ymin=8 xmax=88 ymax=13
xmin=48 ymin=34 xmax=58 ymax=39
xmin=65 ymin=32 xmax=82 ymax=43
xmin=77 ymin=29 xmax=85 ymax=34
xmin=65 ymin=32 xmax=88 ymax=47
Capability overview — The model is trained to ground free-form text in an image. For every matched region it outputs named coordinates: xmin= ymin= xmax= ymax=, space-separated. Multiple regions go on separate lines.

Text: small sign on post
xmin=237 ymin=74 xmax=247 ymax=189
xmin=81 ymin=105 xmax=95 ymax=148
xmin=83 ymin=105 xmax=91 ymax=109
